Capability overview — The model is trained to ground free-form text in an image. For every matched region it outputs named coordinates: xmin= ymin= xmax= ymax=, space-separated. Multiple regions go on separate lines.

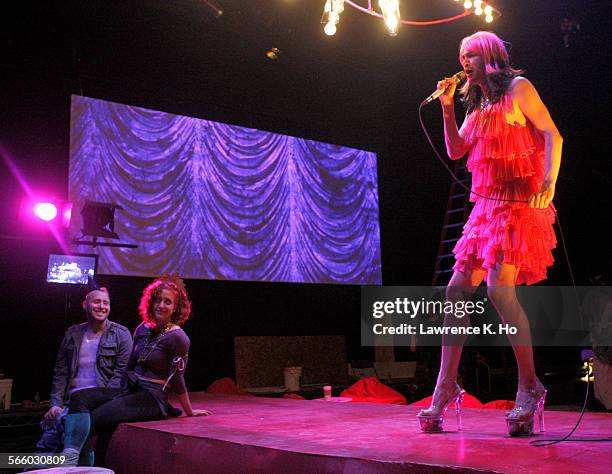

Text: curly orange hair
xmin=139 ymin=274 xmax=192 ymax=327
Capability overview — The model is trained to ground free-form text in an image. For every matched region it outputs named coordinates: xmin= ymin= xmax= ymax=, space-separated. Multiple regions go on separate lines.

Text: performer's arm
xmin=512 ymin=77 xmax=563 ymax=209
xmin=439 ymin=78 xmax=468 ymax=160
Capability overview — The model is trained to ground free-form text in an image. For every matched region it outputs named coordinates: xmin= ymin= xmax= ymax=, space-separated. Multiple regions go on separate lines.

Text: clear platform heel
xmin=506 ymin=380 xmax=546 ymax=436
xmin=417 ymin=382 xmax=465 ymax=432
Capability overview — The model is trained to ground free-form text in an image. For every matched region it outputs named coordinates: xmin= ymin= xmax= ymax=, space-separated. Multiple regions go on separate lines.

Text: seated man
xmin=39 ymin=288 xmax=132 ymax=454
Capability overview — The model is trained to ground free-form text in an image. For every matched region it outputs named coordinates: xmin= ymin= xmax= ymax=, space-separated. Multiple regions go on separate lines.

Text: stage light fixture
xmin=62 ymin=204 xmax=73 ymax=228
xmin=72 ymin=201 xmax=137 ymax=249
xmin=80 ymin=201 xmax=121 ymax=239
xmin=322 ymin=0 xmax=344 ymax=36
xmin=33 ymin=202 xmax=58 ymax=222
xmin=23 ymin=197 xmax=72 ymax=228
xmin=322 ymin=1 xmax=501 ymax=36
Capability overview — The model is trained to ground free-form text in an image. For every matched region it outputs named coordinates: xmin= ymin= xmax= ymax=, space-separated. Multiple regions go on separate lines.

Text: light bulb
xmin=485 ymin=14 xmax=493 ymax=23
xmin=464 ymin=0 xmax=472 ymax=9
xmin=379 ymin=0 xmax=400 ymax=36
xmin=324 ymin=22 xmax=337 ymax=36
xmin=385 ymin=17 xmax=399 ymax=36
xmin=33 ymin=202 xmax=58 ymax=221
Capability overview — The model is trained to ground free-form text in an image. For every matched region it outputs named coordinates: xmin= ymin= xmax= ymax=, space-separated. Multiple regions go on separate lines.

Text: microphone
xmin=421 ymin=71 xmax=466 ymax=105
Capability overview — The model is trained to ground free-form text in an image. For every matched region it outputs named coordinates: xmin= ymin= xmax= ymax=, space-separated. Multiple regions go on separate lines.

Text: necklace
xmin=84 ymin=334 xmax=100 ymax=343
xmin=84 ymin=328 xmax=102 ymax=343
xmin=480 ymin=97 xmax=491 ymax=111
xmin=153 ymin=323 xmax=173 ymax=337
xmin=137 ymin=324 xmax=174 ymax=364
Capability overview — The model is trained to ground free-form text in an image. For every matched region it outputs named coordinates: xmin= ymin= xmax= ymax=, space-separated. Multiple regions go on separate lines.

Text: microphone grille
xmin=454 ymin=71 xmax=467 ymax=81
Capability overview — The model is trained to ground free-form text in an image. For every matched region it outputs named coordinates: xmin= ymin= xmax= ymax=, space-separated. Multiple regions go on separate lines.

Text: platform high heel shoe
xmin=417 ymin=382 xmax=465 ymax=432
xmin=506 ymin=380 xmax=546 ymax=436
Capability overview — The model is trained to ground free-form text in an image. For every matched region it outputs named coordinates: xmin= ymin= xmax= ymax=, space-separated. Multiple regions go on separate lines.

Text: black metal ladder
xmin=432 ymin=161 xmax=471 ymax=285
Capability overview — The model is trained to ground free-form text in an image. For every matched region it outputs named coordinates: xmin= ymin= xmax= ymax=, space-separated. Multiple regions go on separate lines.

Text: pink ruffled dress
xmin=452 ymin=93 xmax=556 ymax=285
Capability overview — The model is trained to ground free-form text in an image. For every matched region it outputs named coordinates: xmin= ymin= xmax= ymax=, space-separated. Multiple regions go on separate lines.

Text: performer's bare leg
xmin=486 ymin=260 xmax=537 ymax=390
xmin=486 ymin=258 xmax=546 ymax=435
xmin=435 ymin=267 xmax=486 ymax=387
xmin=418 ymin=267 xmax=485 ymax=430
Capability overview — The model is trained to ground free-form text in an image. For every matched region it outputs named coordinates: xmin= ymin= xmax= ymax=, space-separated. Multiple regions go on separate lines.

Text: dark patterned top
xmin=129 ymin=322 xmax=190 ymax=394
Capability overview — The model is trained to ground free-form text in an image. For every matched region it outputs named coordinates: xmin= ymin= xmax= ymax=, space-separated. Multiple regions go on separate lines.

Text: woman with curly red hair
xmin=60 ymin=275 xmax=210 ymax=466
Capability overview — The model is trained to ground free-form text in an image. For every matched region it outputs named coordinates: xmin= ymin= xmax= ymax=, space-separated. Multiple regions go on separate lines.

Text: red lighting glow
xmin=33 ymin=202 xmax=58 ymax=221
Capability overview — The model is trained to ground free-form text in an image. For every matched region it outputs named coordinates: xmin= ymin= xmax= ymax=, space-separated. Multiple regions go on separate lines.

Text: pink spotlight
xmin=62 ymin=203 xmax=73 ymax=228
xmin=33 ymin=202 xmax=58 ymax=221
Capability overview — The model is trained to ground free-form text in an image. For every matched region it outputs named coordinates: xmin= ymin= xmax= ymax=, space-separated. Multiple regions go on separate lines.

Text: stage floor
xmin=105 ymin=392 xmax=611 ymax=473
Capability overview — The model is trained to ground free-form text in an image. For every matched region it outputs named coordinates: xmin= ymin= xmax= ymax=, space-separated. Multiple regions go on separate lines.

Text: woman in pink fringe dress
xmin=417 ymin=31 xmax=563 ymax=436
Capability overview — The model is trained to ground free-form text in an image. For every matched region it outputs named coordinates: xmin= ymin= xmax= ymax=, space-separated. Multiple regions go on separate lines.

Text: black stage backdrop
xmin=1 ymin=1 xmax=609 ymax=401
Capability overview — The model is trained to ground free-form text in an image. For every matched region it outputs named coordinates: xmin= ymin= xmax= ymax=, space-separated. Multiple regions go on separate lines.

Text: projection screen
xmin=69 ymin=95 xmax=382 ymax=284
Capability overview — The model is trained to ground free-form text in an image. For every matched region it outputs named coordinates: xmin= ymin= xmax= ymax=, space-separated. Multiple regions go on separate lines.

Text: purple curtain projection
xmin=69 ymin=95 xmax=382 ymax=284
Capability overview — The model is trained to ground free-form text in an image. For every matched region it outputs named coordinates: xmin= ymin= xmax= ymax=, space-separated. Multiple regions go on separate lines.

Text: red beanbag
xmin=341 ymin=377 xmax=407 ymax=405
xmin=409 ymin=392 xmax=483 ymax=408
xmin=206 ymin=377 xmax=253 ymax=396
xmin=482 ymin=399 xmax=515 ymax=410
xmin=283 ymin=393 xmax=306 ymax=400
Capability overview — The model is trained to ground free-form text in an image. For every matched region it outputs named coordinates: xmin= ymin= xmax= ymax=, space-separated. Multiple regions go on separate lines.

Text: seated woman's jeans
xmin=69 ymin=387 xmax=121 ymax=414
xmin=64 ymin=413 xmax=90 ymax=451
xmin=60 ymin=385 xmax=164 ymax=466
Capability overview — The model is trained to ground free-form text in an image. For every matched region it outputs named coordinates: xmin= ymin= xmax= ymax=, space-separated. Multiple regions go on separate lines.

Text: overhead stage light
xmin=28 ymin=199 xmax=72 ymax=228
xmin=62 ymin=204 xmax=73 ymax=228
xmin=380 ymin=0 xmax=401 ymax=36
xmin=33 ymin=202 xmax=58 ymax=222
xmin=322 ymin=0 xmax=344 ymax=36
xmin=72 ymin=200 xmax=137 ymax=249
xmin=324 ymin=22 xmax=337 ymax=36
xmin=321 ymin=1 xmax=502 ymax=36
xmin=17 ymin=196 xmax=72 ymax=253
xmin=80 ymin=201 xmax=121 ymax=239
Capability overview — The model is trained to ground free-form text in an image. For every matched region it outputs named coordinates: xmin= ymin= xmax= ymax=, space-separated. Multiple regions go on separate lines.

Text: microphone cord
xmin=418 ymin=101 xmax=611 ymax=446
xmin=530 ymin=379 xmax=612 ymax=446
xmin=417 ymin=101 xmax=526 ymax=204
xmin=417 ymin=101 xmax=575 ymax=283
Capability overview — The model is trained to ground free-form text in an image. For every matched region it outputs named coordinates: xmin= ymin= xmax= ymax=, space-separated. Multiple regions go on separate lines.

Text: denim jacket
xmin=49 ymin=321 xmax=133 ymax=407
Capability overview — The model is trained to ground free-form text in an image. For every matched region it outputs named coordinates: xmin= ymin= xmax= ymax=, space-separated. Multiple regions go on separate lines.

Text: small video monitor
xmin=47 ymin=253 xmax=98 ymax=285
